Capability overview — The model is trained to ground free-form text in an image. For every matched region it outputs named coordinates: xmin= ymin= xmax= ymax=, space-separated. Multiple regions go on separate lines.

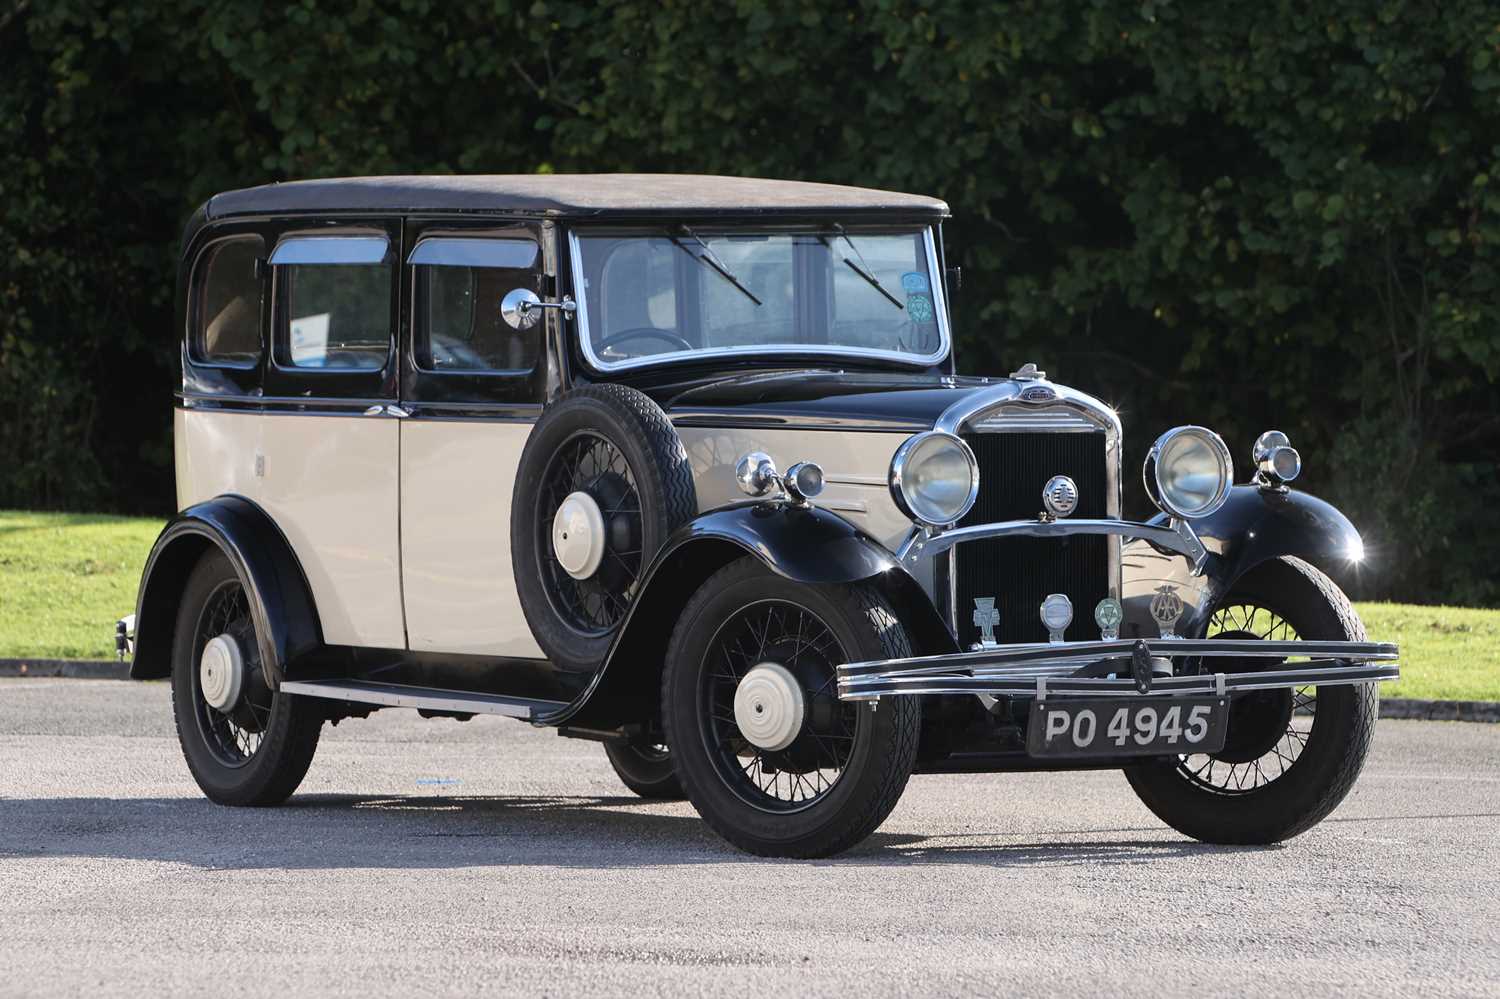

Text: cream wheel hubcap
xmin=733 ymin=662 xmax=806 ymax=752
xmin=552 ymin=490 xmax=607 ymax=580
xmin=199 ymin=633 xmax=245 ymax=712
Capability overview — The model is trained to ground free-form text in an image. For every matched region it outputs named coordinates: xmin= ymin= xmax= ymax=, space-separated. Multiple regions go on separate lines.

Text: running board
xmin=279 ymin=679 xmax=566 ymax=721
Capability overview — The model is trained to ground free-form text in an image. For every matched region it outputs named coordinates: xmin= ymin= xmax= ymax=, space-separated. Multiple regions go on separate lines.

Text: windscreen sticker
xmin=905 ymin=293 xmax=935 ymax=323
xmin=900 ymin=271 xmax=929 ymax=293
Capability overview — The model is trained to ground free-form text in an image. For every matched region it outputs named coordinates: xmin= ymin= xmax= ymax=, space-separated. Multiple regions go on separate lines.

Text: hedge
xmin=2 ymin=0 xmax=1496 ymax=603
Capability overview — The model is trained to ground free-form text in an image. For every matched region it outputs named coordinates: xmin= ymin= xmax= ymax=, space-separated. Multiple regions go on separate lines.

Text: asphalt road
xmin=2 ymin=679 xmax=1497 ymax=998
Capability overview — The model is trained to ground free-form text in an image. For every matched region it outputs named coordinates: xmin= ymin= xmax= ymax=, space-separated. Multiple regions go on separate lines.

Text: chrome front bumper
xmin=836 ymin=638 xmax=1400 ymax=701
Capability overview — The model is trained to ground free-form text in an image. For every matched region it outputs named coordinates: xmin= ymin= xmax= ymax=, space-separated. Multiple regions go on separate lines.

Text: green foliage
xmin=2 ymin=0 xmax=1497 ymax=602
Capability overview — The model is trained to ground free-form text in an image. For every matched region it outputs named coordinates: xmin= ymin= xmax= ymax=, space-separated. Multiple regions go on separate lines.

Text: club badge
xmin=1094 ymin=597 xmax=1123 ymax=641
xmin=972 ymin=597 xmax=1000 ymax=648
xmin=1149 ymin=584 xmax=1185 ymax=639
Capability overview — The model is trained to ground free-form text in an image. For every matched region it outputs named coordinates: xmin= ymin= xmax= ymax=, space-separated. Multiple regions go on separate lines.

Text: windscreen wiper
xmin=670 ymin=226 xmax=763 ymax=307
xmin=820 ymin=225 xmax=904 ymax=311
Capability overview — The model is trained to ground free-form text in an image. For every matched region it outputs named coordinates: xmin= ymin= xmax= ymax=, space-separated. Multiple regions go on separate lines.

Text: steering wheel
xmin=596 ymin=327 xmax=694 ymax=354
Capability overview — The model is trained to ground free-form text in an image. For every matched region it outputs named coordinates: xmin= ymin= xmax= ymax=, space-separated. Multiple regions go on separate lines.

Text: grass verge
xmin=0 ymin=510 xmax=162 ymax=661
xmin=0 ymin=510 xmax=1495 ymax=700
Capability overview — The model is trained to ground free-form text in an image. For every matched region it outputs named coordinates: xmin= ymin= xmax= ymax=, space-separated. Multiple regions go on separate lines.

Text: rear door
xmin=259 ymin=224 xmax=407 ymax=650
xmin=397 ymin=220 xmax=551 ymax=658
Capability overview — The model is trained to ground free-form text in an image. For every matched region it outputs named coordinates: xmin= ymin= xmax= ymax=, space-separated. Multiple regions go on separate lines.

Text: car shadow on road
xmin=0 ymin=791 xmax=1303 ymax=870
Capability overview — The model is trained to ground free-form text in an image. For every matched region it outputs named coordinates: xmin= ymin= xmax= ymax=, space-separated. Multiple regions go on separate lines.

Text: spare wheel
xmin=512 ymin=383 xmax=697 ymax=672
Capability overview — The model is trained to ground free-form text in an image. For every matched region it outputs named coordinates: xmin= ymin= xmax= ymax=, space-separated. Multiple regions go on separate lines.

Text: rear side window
xmin=193 ymin=237 xmax=263 ymax=366
xmin=410 ymin=238 xmax=542 ymax=372
xmin=272 ymin=236 xmax=393 ymax=371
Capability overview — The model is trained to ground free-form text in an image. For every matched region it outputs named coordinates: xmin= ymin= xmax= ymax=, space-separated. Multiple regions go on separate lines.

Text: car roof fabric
xmin=206 ymin=174 xmax=950 ymax=219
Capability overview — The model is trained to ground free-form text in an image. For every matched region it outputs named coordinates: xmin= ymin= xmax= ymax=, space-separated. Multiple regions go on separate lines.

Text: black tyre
xmin=663 ymin=559 xmax=920 ymax=858
xmin=512 ymin=384 xmax=697 ymax=672
xmin=170 ymin=550 xmax=322 ymax=806
xmin=603 ymin=740 xmax=685 ymax=800
xmin=1125 ymin=556 xmax=1377 ymax=844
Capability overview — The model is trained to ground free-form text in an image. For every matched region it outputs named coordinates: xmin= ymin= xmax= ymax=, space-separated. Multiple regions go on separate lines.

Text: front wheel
xmin=663 ymin=559 xmax=919 ymax=858
xmin=1124 ymin=556 xmax=1377 ymax=844
xmin=170 ymin=550 xmax=323 ymax=805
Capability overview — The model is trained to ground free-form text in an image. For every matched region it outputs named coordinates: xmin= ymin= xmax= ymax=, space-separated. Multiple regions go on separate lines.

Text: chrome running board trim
xmin=279 ymin=679 xmax=567 ymax=720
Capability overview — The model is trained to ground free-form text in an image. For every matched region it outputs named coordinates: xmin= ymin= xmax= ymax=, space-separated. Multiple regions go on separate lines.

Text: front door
xmin=397 ymin=220 xmax=551 ymax=659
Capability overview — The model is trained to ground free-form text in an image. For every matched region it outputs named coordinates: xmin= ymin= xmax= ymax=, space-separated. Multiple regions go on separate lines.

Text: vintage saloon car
xmin=125 ymin=174 xmax=1399 ymax=858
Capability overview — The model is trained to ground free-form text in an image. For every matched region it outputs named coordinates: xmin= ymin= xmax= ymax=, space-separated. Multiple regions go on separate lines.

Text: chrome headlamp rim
xmin=889 ymin=431 xmax=980 ymax=527
xmin=1143 ymin=425 xmax=1233 ymax=520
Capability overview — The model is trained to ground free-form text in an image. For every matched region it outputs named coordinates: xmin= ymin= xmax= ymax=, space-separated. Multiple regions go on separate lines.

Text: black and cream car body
xmin=126 ymin=175 xmax=1398 ymax=857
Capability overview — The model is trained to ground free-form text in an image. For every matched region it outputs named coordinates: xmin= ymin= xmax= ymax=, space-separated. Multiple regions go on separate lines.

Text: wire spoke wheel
xmin=191 ymin=579 xmax=270 ymax=768
xmin=700 ymin=600 xmax=855 ymax=813
xmin=536 ymin=430 xmax=643 ymax=635
xmin=1178 ymin=602 xmax=1316 ymax=796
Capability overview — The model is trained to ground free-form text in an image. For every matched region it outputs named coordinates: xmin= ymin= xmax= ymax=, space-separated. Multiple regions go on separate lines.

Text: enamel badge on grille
xmin=972 ymin=597 xmax=1000 ymax=647
xmin=1041 ymin=475 xmax=1079 ymax=519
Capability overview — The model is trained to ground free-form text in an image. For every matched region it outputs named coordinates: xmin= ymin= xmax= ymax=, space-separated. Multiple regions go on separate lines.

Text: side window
xmin=193 ymin=236 xmax=263 ymax=366
xmin=271 ymin=236 xmax=393 ymax=371
xmin=410 ymin=238 xmax=542 ymax=372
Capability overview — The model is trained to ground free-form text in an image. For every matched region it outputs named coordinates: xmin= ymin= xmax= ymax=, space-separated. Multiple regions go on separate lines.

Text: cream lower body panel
xmin=676 ymin=425 xmax=913 ymax=549
xmin=175 ymin=407 xmax=263 ymax=509
xmin=676 ymin=424 xmax=938 ymax=598
xmin=399 ymin=419 xmax=544 ymax=659
xmin=258 ymin=413 xmax=406 ymax=650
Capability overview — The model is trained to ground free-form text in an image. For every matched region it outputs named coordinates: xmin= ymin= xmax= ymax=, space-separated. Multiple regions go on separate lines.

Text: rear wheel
xmin=663 ymin=559 xmax=919 ymax=858
xmin=603 ymin=740 xmax=685 ymax=799
xmin=1124 ymin=556 xmax=1377 ymax=843
xmin=170 ymin=550 xmax=322 ymax=806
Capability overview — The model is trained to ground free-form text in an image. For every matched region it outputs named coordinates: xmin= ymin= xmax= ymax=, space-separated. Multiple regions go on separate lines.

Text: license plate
xmin=1026 ymin=697 xmax=1229 ymax=759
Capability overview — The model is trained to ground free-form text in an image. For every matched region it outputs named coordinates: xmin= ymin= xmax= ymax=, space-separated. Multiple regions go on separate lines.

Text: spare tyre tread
xmin=511 ymin=383 xmax=697 ymax=672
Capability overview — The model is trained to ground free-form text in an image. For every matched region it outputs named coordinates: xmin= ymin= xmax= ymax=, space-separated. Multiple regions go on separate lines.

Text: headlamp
xmin=1144 ymin=426 xmax=1233 ymax=520
xmin=889 ymin=431 xmax=979 ymax=526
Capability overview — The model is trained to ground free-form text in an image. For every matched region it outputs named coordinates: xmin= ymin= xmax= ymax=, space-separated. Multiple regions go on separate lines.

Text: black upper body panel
xmin=177 ymin=176 xmax=958 ymax=409
xmin=635 ymin=369 xmax=991 ymax=431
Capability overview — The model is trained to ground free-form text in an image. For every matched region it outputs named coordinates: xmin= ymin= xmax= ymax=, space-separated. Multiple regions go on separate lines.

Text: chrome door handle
xmin=363 ymin=404 xmax=410 ymax=418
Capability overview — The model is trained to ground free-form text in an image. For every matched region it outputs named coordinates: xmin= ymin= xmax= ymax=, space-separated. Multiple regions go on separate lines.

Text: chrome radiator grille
xmin=953 ymin=431 xmax=1111 ymax=647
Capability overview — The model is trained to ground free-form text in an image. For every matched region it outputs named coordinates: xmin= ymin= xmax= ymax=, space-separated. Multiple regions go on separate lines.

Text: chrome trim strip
xmin=904 ymin=517 xmax=1206 ymax=571
xmin=279 ymin=680 xmax=566 ymax=719
xmin=568 ymin=227 xmax=953 ymax=374
xmin=178 ymin=392 xmax=543 ymax=422
xmin=669 ymin=411 xmax=927 ymax=433
xmin=179 ymin=390 xmax=386 ymax=407
xmin=933 ymin=380 xmax=1122 ymax=439
xmin=836 ymin=637 xmax=1400 ymax=701
xmin=968 ymin=409 xmax=1102 ymax=432
xmin=839 ymin=637 xmax=1399 ymax=679
xmin=839 ymin=663 xmax=1400 ymax=701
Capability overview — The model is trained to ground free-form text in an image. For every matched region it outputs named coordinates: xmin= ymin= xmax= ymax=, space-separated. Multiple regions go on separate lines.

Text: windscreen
xmin=572 ymin=227 xmax=946 ymax=369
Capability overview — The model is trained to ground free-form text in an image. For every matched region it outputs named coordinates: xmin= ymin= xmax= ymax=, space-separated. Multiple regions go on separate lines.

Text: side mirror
xmin=501 ymin=288 xmax=577 ymax=330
